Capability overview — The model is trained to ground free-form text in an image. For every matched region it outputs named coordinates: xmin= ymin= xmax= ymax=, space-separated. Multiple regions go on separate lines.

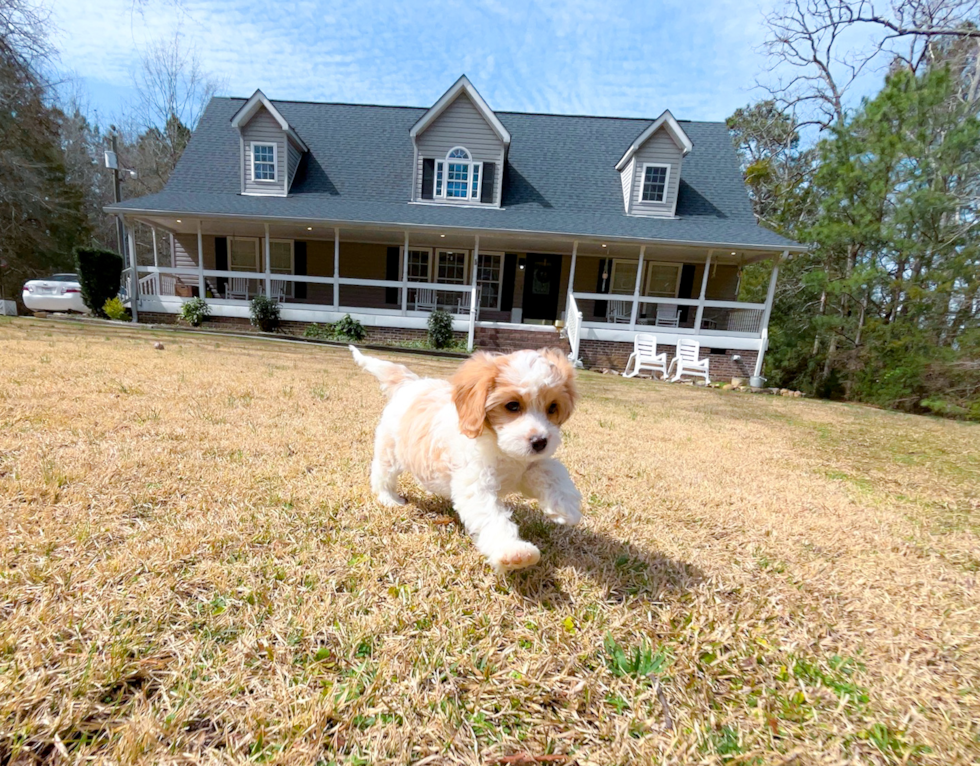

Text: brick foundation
xmin=474 ymin=326 xmax=569 ymax=354
xmin=578 ymin=338 xmax=757 ymax=382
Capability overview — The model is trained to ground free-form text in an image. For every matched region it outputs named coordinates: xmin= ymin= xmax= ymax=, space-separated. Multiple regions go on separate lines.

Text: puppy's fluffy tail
xmin=350 ymin=345 xmax=418 ymax=398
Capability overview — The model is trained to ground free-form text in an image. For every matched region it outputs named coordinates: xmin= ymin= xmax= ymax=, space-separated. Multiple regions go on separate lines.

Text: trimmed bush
xmin=249 ymin=295 xmax=280 ymax=332
xmin=180 ymin=297 xmax=211 ymax=327
xmin=74 ymin=247 xmax=123 ymax=318
xmin=303 ymin=322 xmax=335 ymax=340
xmin=103 ymin=296 xmax=129 ymax=321
xmin=427 ymin=309 xmax=454 ymax=349
xmin=333 ymin=314 xmax=366 ymax=342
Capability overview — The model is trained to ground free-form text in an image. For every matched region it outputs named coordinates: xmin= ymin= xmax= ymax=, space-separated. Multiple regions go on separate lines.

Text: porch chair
xmin=606 ymin=299 xmax=632 ymax=324
xmin=623 ymin=334 xmax=668 ymax=379
xmin=667 ymin=338 xmax=710 ymax=384
xmin=456 ymin=286 xmax=482 ymax=317
xmin=269 ymin=279 xmax=287 ymax=303
xmin=655 ymin=303 xmax=680 ymax=327
xmin=414 ymin=289 xmax=438 ymax=313
xmin=225 ymin=277 xmax=250 ymax=301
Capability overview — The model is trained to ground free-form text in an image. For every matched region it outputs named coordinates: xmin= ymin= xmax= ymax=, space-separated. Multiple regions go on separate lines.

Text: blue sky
xmin=49 ymin=0 xmax=883 ymax=126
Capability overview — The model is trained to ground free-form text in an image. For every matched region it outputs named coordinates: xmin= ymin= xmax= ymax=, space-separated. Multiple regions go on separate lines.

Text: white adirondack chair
xmin=655 ymin=303 xmax=680 ymax=327
xmin=225 ymin=277 xmax=250 ymax=300
xmin=667 ymin=338 xmax=710 ymax=383
xmin=414 ymin=288 xmax=438 ymax=312
xmin=623 ymin=334 xmax=668 ymax=378
xmin=607 ymin=299 xmax=632 ymax=324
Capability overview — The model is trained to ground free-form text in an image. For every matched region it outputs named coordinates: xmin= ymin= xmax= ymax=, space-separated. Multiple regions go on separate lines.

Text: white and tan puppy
xmin=350 ymin=346 xmax=582 ymax=572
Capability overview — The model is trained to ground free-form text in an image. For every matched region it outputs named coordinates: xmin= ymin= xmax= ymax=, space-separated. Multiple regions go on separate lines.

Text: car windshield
xmin=49 ymin=274 xmax=79 ymax=282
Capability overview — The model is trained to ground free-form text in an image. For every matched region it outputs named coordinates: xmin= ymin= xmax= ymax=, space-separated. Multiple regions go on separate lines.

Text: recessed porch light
xmin=601 ymin=243 xmax=607 ymax=248
xmin=307 ymin=227 xmax=313 ymax=231
xmin=176 ymin=219 xmax=182 ymax=223
xmin=440 ymin=234 xmax=446 ymax=238
xmin=731 ymin=251 xmax=736 ymax=255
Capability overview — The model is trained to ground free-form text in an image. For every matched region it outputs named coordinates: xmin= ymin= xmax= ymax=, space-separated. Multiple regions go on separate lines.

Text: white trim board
xmin=410 ymin=75 xmax=511 ymax=145
xmin=615 ymin=110 xmax=693 ymax=171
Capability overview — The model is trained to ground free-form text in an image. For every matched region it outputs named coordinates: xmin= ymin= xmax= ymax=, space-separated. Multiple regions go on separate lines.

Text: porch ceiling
xmin=129 ymin=213 xmax=784 ymax=263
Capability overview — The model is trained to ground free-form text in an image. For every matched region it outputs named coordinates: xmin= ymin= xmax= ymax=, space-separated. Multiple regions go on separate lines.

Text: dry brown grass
xmin=1 ymin=316 xmax=978 ymax=766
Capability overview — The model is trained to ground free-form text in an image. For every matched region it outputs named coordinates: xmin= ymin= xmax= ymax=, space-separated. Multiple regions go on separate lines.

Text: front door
xmin=522 ymin=254 xmax=561 ymax=322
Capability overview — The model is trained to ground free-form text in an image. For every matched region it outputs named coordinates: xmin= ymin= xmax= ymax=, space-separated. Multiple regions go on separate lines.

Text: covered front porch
xmin=122 ymin=215 xmax=783 ymax=374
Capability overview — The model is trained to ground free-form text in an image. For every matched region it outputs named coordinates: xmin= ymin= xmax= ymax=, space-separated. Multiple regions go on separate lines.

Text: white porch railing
xmin=573 ymin=292 xmax=767 ymax=339
xmin=565 ymin=293 xmax=583 ymax=365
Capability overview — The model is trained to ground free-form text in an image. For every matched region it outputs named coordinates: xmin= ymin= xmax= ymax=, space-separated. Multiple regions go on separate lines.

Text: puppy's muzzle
xmin=531 ymin=437 xmax=548 ymax=453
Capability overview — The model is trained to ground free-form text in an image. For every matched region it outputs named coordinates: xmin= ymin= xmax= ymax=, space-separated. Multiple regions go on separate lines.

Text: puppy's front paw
xmin=376 ymin=491 xmax=407 ymax=508
xmin=543 ymin=490 xmax=582 ymax=526
xmin=493 ymin=542 xmax=541 ymax=572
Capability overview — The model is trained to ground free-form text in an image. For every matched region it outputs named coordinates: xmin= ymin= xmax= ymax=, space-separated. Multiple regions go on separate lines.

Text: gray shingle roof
xmin=108 ymin=97 xmax=802 ymax=251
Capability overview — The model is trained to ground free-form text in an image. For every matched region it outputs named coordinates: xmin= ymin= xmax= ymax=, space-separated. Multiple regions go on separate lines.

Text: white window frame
xmin=435 ymin=249 xmax=470 ymax=284
xmin=643 ymin=261 xmax=683 ymax=298
xmin=476 ymin=251 xmax=505 ymax=310
xmin=268 ymin=239 xmax=294 ymax=297
xmin=435 ymin=147 xmax=482 ymax=202
xmin=639 ymin=162 xmax=670 ymax=204
xmin=251 ymin=142 xmax=278 ymax=184
xmin=400 ymin=247 xmax=435 ymax=282
xmin=609 ymin=259 xmax=640 ymax=295
xmin=229 ymin=237 xmax=260 ymax=272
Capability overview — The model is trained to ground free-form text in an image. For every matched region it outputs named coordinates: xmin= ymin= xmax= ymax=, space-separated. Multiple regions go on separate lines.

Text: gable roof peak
xmin=231 ymin=89 xmax=309 ymax=152
xmin=615 ymin=109 xmax=693 ymax=171
xmin=410 ymin=74 xmax=511 ymax=145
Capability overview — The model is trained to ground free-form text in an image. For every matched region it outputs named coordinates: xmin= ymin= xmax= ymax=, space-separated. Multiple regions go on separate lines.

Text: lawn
xmin=0 ymin=317 xmax=978 ymax=766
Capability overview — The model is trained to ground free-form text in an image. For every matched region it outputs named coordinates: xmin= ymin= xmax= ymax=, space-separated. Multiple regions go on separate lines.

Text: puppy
xmin=350 ymin=346 xmax=582 ymax=572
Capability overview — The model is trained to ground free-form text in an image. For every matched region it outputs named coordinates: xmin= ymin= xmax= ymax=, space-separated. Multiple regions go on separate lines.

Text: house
xmin=107 ymin=75 xmax=803 ymax=378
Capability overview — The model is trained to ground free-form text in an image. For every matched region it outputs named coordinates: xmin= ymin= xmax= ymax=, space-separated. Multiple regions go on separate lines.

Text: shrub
xmin=333 ymin=314 xmax=366 ymax=342
xmin=180 ymin=297 xmax=211 ymax=327
xmin=249 ymin=295 xmax=280 ymax=332
xmin=303 ymin=322 xmax=335 ymax=340
xmin=74 ymin=247 xmax=123 ymax=318
xmin=427 ymin=309 xmax=454 ymax=349
xmin=102 ymin=296 xmax=129 ymax=321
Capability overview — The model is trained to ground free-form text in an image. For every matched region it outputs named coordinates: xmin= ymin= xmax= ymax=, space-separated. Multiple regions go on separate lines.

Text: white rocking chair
xmin=655 ymin=303 xmax=680 ymax=327
xmin=607 ymin=299 xmax=632 ymax=324
xmin=414 ymin=288 xmax=438 ymax=313
xmin=225 ymin=277 xmax=250 ymax=300
xmin=623 ymin=334 xmax=668 ymax=378
xmin=269 ymin=279 xmax=287 ymax=303
xmin=667 ymin=338 xmax=710 ymax=383
xmin=456 ymin=286 xmax=481 ymax=316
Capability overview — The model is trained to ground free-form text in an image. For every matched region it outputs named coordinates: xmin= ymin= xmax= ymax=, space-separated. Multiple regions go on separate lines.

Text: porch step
xmin=475 ymin=326 xmax=570 ymax=355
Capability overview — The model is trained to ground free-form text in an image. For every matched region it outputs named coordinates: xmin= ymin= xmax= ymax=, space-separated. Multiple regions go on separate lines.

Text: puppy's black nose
xmin=531 ymin=437 xmax=548 ymax=453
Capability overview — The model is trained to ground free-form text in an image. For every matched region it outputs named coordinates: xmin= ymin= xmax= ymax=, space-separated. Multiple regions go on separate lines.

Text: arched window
xmin=435 ymin=147 xmax=482 ymax=201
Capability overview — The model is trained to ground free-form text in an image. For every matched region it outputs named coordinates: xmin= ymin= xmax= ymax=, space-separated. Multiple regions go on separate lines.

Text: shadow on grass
xmin=403 ymin=491 xmax=703 ymax=608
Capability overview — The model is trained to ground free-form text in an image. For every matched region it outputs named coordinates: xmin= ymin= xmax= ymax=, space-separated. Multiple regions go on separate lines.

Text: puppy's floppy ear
xmin=451 ymin=353 xmax=498 ymax=438
xmin=539 ymin=347 xmax=578 ymax=423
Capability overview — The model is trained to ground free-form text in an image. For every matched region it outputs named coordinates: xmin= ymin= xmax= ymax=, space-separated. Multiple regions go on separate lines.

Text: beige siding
xmin=414 ymin=93 xmax=505 ymax=204
xmin=173 ymin=234 xmax=215 ymax=269
xmin=340 ymin=242 xmax=391 ymax=309
xmin=619 ymin=158 xmax=635 ymax=213
xmin=630 ymin=129 xmax=683 ymax=218
xmin=242 ymin=106 xmax=286 ymax=195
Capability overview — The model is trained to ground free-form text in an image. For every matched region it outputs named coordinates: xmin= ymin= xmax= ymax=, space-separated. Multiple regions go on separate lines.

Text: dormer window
xmin=252 ymin=143 xmax=277 ymax=182
xmin=435 ymin=147 xmax=482 ymax=201
xmin=641 ymin=163 xmax=669 ymax=203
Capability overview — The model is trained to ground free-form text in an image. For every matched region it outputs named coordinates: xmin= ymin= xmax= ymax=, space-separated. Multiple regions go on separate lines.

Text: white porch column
xmin=401 ymin=231 xmax=409 ymax=316
xmin=127 ymin=222 xmax=139 ymax=323
xmin=694 ymin=251 xmax=712 ymax=333
xmin=467 ymin=235 xmax=479 ymax=352
xmin=263 ymin=223 xmax=272 ymax=298
xmin=629 ymin=245 xmax=645 ymax=329
xmin=151 ymin=226 xmax=158 ymax=268
xmin=196 ymin=220 xmax=205 ymax=298
xmin=753 ymin=252 xmax=784 ymax=378
xmin=565 ymin=240 xmax=578 ymax=319
xmin=170 ymin=232 xmax=176 ymax=268
xmin=333 ymin=227 xmax=340 ymax=310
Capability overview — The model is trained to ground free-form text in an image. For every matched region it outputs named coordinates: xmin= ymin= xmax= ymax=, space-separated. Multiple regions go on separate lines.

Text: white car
xmin=22 ymin=273 xmax=90 ymax=313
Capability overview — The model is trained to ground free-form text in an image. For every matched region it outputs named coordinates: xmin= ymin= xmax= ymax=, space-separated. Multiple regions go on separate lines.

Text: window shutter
xmin=678 ymin=263 xmax=696 ymax=323
xmin=294 ymin=241 xmax=307 ymax=300
xmin=594 ymin=258 xmax=610 ymax=318
xmin=214 ymin=237 xmax=228 ymax=296
xmin=421 ymin=158 xmax=435 ymax=200
xmin=385 ymin=246 xmax=400 ymax=304
xmin=500 ymin=253 xmax=517 ymax=312
xmin=480 ymin=162 xmax=495 ymax=204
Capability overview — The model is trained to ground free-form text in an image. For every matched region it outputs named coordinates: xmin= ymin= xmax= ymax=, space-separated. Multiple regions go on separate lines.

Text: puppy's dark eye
xmin=548 ymin=402 xmax=559 ymax=415
xmin=505 ymin=401 xmax=521 ymax=412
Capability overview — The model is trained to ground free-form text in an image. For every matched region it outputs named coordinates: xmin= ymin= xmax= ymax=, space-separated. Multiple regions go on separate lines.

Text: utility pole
xmin=109 ymin=129 xmax=125 ymax=255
